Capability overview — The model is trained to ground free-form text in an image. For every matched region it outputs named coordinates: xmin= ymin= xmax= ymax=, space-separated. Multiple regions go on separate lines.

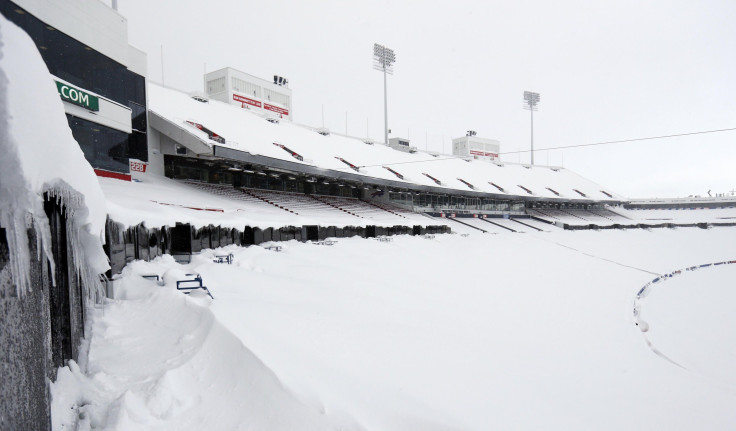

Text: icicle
xmin=46 ymin=183 xmax=108 ymax=302
xmin=0 ymin=177 xmax=107 ymax=299
xmin=0 ymin=210 xmax=32 ymax=295
xmin=0 ymin=195 xmax=53 ymax=296
xmin=0 ymin=47 xmax=55 ymax=295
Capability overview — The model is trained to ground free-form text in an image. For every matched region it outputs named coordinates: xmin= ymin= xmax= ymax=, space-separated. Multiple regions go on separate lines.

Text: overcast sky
xmin=117 ymin=0 xmax=736 ymax=199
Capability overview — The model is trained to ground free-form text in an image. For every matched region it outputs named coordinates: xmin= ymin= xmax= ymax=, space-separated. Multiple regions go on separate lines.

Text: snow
xmin=641 ymin=264 xmax=736 ymax=386
xmin=50 ymin=263 xmax=360 ymax=430
xmin=100 ymin=173 xmax=432 ymax=229
xmin=51 ymin=228 xmax=736 ymax=430
xmin=623 ymin=207 xmax=736 ymax=224
xmin=101 ymin=171 xmax=736 ymax=233
xmin=148 ymin=83 xmax=621 ymax=202
xmin=0 ymin=14 xmax=108 ymax=294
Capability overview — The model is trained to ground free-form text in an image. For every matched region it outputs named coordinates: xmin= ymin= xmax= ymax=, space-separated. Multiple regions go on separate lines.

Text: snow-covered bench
xmin=176 ymin=274 xmax=214 ymax=299
xmin=213 ymin=253 xmax=233 ymax=264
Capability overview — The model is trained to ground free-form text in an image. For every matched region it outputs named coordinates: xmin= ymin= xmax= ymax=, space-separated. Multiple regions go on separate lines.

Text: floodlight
xmin=373 ymin=43 xmax=396 ymax=74
xmin=523 ymin=91 xmax=540 ymax=107
xmin=373 ymin=43 xmax=396 ymax=146
xmin=523 ymin=91 xmax=541 ymax=164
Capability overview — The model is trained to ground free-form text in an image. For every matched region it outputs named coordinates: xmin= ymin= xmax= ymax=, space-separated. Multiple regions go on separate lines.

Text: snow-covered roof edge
xmin=0 ymin=14 xmax=109 ymax=295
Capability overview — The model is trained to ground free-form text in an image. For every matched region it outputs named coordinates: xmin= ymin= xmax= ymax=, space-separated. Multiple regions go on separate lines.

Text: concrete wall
xmin=0 ymin=198 xmax=92 ymax=430
xmin=0 ymin=228 xmax=53 ymax=431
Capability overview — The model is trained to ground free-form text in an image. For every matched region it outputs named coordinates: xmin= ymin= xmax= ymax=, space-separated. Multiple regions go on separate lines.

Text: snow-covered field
xmin=52 ymin=227 xmax=736 ymax=430
xmin=3 ymin=6 xmax=735 ymax=431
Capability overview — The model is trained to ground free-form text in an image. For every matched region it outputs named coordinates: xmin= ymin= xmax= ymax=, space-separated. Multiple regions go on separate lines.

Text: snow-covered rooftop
xmin=148 ymin=84 xmax=624 ymax=203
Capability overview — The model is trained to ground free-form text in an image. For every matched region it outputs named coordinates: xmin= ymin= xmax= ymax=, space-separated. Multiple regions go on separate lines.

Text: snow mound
xmin=50 ymin=257 xmax=361 ymax=430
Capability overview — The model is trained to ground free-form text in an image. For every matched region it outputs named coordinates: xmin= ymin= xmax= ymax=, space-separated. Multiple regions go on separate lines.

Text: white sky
xmin=116 ymin=0 xmax=736 ymax=199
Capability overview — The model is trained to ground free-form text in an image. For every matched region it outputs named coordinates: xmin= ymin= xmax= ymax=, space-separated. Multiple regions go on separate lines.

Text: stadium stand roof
xmin=148 ymin=83 xmax=625 ymax=204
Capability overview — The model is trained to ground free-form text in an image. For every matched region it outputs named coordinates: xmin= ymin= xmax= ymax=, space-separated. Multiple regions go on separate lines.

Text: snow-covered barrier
xmin=105 ymin=219 xmax=451 ymax=276
xmin=0 ymin=13 xmax=109 ymax=430
xmin=633 ymin=258 xmax=736 ymax=332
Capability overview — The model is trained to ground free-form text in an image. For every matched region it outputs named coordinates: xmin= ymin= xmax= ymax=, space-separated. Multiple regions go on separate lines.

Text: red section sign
xmin=264 ymin=103 xmax=289 ymax=116
xmin=130 ymin=160 xmax=147 ymax=172
xmin=233 ymin=94 xmax=262 ymax=108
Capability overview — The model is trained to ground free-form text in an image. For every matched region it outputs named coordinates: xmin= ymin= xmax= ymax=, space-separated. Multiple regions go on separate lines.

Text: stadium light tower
xmin=373 ymin=43 xmax=396 ymax=146
xmin=523 ymin=91 xmax=541 ymax=165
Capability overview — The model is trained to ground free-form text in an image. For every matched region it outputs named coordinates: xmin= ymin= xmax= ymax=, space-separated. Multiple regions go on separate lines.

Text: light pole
xmin=374 ymin=43 xmax=396 ymax=146
xmin=523 ymin=91 xmax=540 ymax=165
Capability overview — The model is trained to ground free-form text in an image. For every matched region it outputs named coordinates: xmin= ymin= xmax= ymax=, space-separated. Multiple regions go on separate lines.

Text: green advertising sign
xmin=55 ymin=80 xmax=99 ymax=111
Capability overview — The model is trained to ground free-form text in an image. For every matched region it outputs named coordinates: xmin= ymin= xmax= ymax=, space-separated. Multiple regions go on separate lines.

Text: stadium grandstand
xmin=144 ymin=82 xmax=622 ymax=206
xmin=7 ymin=0 xmax=728 ymax=256
xmin=94 ymin=79 xmax=736 ymax=274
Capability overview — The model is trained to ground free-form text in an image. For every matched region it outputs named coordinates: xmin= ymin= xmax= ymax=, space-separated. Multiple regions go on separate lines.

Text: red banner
xmin=233 ymin=94 xmax=262 ymax=108
xmin=264 ymin=103 xmax=289 ymax=116
xmin=469 ymin=150 xmax=499 ymax=158
xmin=94 ymin=169 xmax=131 ymax=181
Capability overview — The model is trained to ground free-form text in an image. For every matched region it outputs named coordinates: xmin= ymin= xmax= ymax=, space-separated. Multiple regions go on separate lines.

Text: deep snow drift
xmin=52 ymin=228 xmax=736 ymax=430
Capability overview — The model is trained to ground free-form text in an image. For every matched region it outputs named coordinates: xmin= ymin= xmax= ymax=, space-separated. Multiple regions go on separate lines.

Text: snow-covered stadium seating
xmin=527 ymin=207 xmax=631 ymax=227
xmin=179 ymin=180 xmax=425 ymax=225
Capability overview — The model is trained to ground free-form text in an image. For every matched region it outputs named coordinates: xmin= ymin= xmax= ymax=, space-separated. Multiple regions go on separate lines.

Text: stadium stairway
xmin=480 ymin=217 xmax=517 ymax=232
xmin=448 ymin=217 xmax=488 ymax=233
xmin=313 ymin=195 xmax=411 ymax=220
xmin=366 ymin=201 xmax=410 ymax=219
xmin=309 ymin=195 xmax=365 ymax=218
xmin=520 ymin=217 xmax=557 ymax=231
xmin=558 ymin=208 xmax=589 ymax=221
xmin=510 ymin=218 xmax=544 ymax=232
xmin=241 ymin=189 xmax=299 ymax=214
